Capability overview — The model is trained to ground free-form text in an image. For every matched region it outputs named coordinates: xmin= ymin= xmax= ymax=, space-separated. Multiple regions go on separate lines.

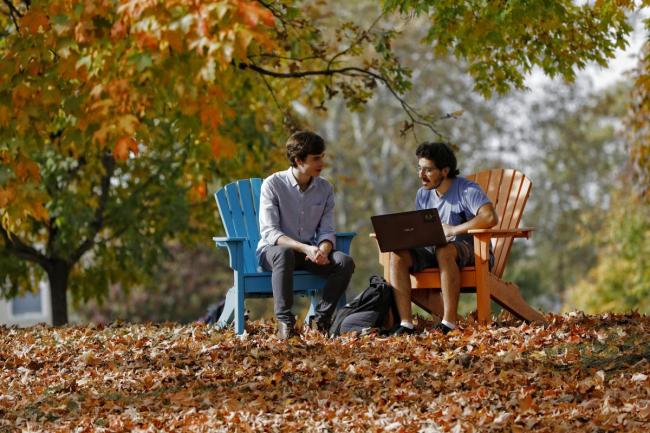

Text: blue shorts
xmin=409 ymin=240 xmax=494 ymax=273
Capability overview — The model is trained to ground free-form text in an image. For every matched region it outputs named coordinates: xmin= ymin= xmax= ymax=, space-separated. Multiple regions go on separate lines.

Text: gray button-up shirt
xmin=256 ymin=168 xmax=336 ymax=260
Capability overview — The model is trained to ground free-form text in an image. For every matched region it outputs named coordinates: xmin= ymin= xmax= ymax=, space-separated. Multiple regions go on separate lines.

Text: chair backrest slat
xmin=237 ymin=179 xmax=261 ymax=240
xmin=225 ymin=183 xmax=248 ymax=238
xmin=251 ymin=178 xmax=263 ymax=216
xmin=466 ymin=168 xmax=531 ymax=278
xmin=215 ymin=188 xmax=236 ymax=238
xmin=493 ymin=169 xmax=515 ymax=230
xmin=493 ymin=174 xmax=530 ymax=277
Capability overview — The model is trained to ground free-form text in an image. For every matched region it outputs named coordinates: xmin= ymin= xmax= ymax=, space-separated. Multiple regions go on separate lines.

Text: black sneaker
xmin=432 ymin=322 xmax=454 ymax=335
xmin=307 ymin=315 xmax=330 ymax=335
xmin=381 ymin=325 xmax=416 ymax=336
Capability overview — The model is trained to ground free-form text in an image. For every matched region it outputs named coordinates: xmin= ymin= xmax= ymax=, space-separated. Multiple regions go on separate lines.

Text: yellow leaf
xmin=237 ymin=28 xmax=254 ymax=53
xmin=117 ymin=114 xmax=139 ymax=136
xmin=92 ymin=123 xmax=112 ymax=146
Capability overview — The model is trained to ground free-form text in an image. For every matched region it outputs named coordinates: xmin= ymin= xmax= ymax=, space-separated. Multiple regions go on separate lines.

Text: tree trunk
xmin=47 ymin=259 xmax=70 ymax=326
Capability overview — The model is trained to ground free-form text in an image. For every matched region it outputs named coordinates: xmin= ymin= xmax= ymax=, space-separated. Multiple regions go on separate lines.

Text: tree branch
xmin=2 ymin=0 xmax=22 ymax=32
xmin=239 ymin=62 xmax=444 ymax=138
xmin=326 ymin=12 xmax=385 ymax=71
xmin=71 ymin=152 xmax=115 ymax=263
xmin=0 ymin=224 xmax=49 ymax=267
xmin=256 ymin=0 xmax=299 ymax=32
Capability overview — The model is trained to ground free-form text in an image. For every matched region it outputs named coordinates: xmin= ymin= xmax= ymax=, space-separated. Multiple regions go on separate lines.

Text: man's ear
xmin=442 ymin=167 xmax=450 ymax=177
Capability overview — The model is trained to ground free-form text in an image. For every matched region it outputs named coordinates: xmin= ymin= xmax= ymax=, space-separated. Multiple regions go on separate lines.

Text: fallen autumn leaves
xmin=1 ymin=312 xmax=649 ymax=432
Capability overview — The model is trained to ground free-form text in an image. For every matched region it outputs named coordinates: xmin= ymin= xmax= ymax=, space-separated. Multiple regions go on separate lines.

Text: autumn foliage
xmin=1 ymin=313 xmax=649 ymax=432
xmin=0 ymin=0 xmax=276 ymax=233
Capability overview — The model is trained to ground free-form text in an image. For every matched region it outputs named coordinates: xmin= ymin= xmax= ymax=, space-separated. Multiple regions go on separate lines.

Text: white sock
xmin=400 ymin=320 xmax=414 ymax=329
xmin=441 ymin=320 xmax=456 ymax=329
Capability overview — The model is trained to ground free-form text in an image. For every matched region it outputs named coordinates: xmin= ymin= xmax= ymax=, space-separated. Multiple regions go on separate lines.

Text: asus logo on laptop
xmin=403 ymin=227 xmax=414 ymax=232
xmin=423 ymin=212 xmax=437 ymax=222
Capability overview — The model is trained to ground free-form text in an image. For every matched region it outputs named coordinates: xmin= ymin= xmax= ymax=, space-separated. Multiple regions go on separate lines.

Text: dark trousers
xmin=260 ymin=245 xmax=355 ymax=326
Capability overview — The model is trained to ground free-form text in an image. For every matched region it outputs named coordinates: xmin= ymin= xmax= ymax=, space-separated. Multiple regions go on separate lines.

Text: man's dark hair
xmin=286 ymin=131 xmax=325 ymax=167
xmin=415 ymin=142 xmax=460 ymax=178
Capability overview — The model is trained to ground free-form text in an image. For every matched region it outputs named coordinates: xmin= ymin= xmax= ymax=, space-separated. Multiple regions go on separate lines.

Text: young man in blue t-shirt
xmin=388 ymin=142 xmax=498 ymax=335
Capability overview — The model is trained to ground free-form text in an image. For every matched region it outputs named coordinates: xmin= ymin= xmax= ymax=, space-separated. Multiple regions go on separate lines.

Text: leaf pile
xmin=1 ymin=312 xmax=649 ymax=432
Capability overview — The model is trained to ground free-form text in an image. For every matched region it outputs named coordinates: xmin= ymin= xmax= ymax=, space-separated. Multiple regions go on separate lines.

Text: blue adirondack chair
xmin=213 ymin=178 xmax=356 ymax=334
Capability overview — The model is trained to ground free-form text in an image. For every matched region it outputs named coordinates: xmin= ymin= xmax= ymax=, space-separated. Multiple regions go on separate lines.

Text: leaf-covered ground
xmin=1 ymin=313 xmax=649 ymax=432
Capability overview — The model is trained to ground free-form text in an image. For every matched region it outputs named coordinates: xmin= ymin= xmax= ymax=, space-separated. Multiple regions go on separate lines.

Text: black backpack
xmin=329 ymin=275 xmax=399 ymax=337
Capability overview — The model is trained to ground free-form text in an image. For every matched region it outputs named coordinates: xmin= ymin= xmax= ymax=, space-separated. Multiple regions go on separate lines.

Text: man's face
xmin=417 ymin=157 xmax=448 ymax=190
xmin=296 ymin=153 xmax=325 ymax=177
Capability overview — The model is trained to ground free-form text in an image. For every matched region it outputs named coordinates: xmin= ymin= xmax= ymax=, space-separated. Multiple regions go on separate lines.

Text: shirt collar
xmin=286 ymin=166 xmax=317 ymax=191
xmin=286 ymin=167 xmax=300 ymax=188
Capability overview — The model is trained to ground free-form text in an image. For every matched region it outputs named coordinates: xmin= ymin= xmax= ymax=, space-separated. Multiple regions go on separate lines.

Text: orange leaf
xmin=13 ymin=157 xmax=41 ymax=181
xmin=163 ymin=30 xmax=184 ymax=52
xmin=110 ymin=19 xmax=128 ymax=40
xmin=210 ymin=135 xmax=236 ymax=159
xmin=236 ymin=2 xmax=274 ymax=28
xmin=31 ymin=201 xmax=49 ymax=222
xmin=114 ymin=136 xmax=138 ymax=161
xmin=136 ymin=32 xmax=158 ymax=50
xmin=0 ymin=105 xmax=9 ymax=127
xmin=200 ymin=105 xmax=223 ymax=129
xmin=0 ymin=187 xmax=15 ymax=208
xmin=193 ymin=181 xmax=207 ymax=199
xmin=519 ymin=392 xmax=534 ymax=411
xmin=258 ymin=8 xmax=275 ymax=27
xmin=237 ymin=2 xmax=260 ymax=27
xmin=12 ymin=84 xmax=31 ymax=110
xmin=20 ymin=8 xmax=50 ymax=35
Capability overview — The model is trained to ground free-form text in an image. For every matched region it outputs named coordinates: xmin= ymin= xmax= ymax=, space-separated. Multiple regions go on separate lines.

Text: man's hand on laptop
xmin=304 ymin=245 xmax=330 ymax=265
xmin=442 ymin=223 xmax=457 ymax=240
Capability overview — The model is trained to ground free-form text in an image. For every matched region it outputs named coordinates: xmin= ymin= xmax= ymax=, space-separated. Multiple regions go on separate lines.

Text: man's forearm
xmin=276 ymin=235 xmax=307 ymax=254
xmin=450 ymin=208 xmax=498 ymax=236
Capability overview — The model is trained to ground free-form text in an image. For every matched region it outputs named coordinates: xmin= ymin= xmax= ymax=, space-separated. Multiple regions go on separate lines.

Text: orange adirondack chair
xmin=373 ymin=168 xmax=545 ymax=324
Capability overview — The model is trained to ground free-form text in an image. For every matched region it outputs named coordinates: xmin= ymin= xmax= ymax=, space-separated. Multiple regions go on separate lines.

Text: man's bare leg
xmin=389 ymin=250 xmax=414 ymax=323
xmin=436 ymin=244 xmax=460 ymax=324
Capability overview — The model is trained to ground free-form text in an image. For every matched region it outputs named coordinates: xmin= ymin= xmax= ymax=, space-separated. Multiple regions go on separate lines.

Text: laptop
xmin=371 ymin=209 xmax=447 ymax=252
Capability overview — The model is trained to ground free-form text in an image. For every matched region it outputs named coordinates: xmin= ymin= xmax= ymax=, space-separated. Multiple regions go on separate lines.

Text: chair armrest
xmin=212 ymin=237 xmax=246 ymax=270
xmin=212 ymin=236 xmax=246 ymax=246
xmin=335 ymin=232 xmax=356 ymax=255
xmin=467 ymin=228 xmax=534 ymax=239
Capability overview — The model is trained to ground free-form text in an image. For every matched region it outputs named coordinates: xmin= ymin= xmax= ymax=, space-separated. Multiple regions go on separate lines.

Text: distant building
xmin=0 ymin=281 xmax=52 ymax=327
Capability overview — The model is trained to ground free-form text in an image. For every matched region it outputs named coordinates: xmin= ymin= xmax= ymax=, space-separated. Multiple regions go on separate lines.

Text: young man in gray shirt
xmin=257 ymin=131 xmax=355 ymax=339
xmin=387 ymin=142 xmax=498 ymax=335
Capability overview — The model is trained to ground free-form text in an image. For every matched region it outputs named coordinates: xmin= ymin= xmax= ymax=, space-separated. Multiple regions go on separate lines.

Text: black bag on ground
xmin=329 ymin=275 xmax=399 ymax=337
xmin=199 ymin=298 xmax=226 ymax=324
